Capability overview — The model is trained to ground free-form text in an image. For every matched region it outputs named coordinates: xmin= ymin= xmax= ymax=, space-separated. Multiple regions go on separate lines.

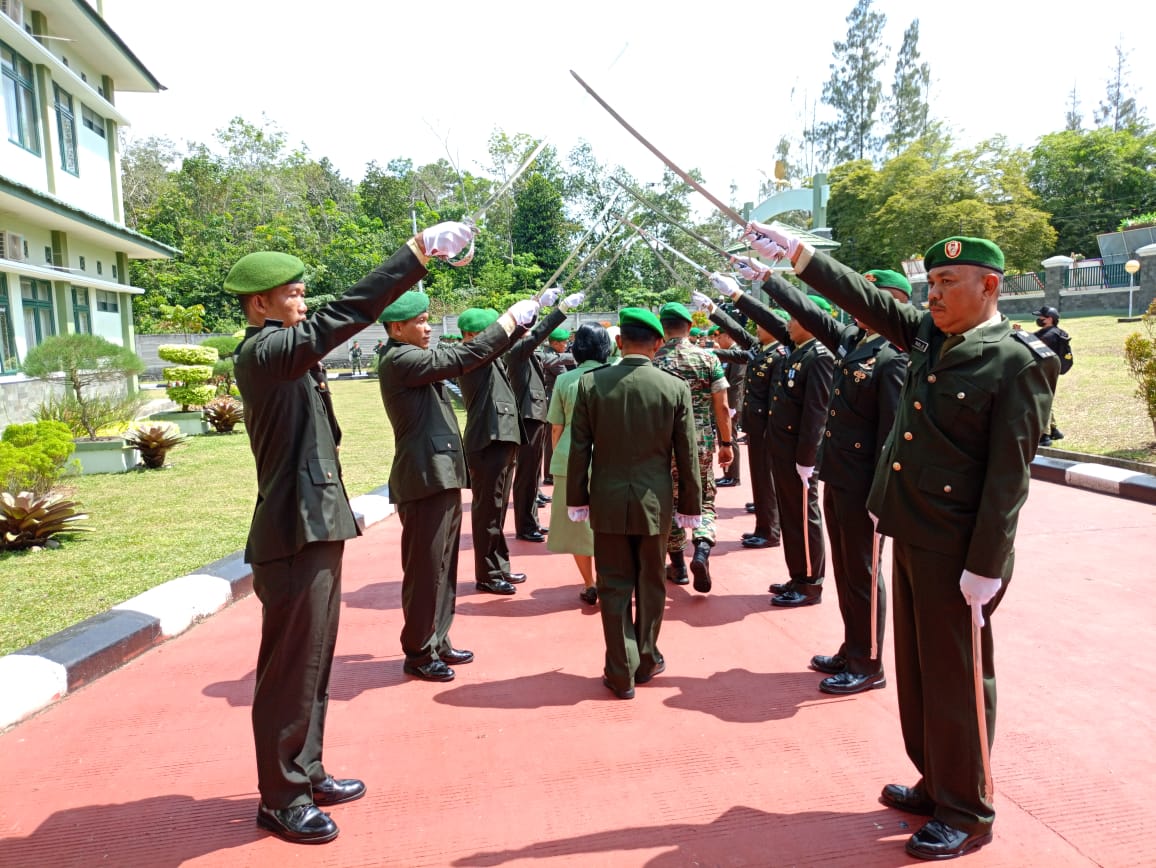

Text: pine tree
xmin=884 ymin=20 xmax=931 ymax=154
xmin=1094 ymin=43 xmax=1147 ymax=133
xmin=1064 ymin=83 xmax=1082 ymax=131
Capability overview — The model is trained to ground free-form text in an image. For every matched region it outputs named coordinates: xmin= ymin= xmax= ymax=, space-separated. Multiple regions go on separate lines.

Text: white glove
xmin=795 ymin=464 xmax=815 ymax=486
xmin=568 ymin=506 xmax=590 ymax=522
xmin=538 ymin=287 xmax=562 ymax=307
xmin=742 ymin=220 xmax=801 ymax=262
xmin=730 ymin=255 xmax=771 ymax=282
xmin=868 ymin=510 xmax=879 ymax=529
xmin=708 ymin=272 xmax=742 ymax=299
xmin=422 ymin=221 xmax=474 ymax=259
xmin=959 ymin=569 xmax=1003 ymax=628
xmin=675 ymin=513 xmax=703 ymax=529
xmin=559 ymin=291 xmax=586 ymax=313
xmin=728 ymin=408 xmax=737 ymax=418
xmin=506 ymin=299 xmax=541 ymax=327
xmin=690 ymin=291 xmax=715 ymax=314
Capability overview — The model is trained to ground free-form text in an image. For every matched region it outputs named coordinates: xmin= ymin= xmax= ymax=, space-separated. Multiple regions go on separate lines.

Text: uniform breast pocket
xmin=308 ymin=457 xmax=340 ymax=486
xmin=529 ymin=389 xmax=546 ymax=411
xmin=935 ymin=376 xmax=991 ymax=432
xmin=496 ymin=401 xmax=514 ymax=417
xmin=917 ymin=465 xmax=979 ymax=509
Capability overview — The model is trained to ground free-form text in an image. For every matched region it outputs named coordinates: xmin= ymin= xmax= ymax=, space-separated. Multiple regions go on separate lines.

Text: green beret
xmin=863 ymin=269 xmax=912 ymax=297
xmin=224 ymin=251 xmax=304 ymax=295
xmin=924 ymin=236 xmax=1005 ymax=274
xmin=658 ymin=302 xmax=694 ymax=324
xmin=380 ymin=290 xmax=430 ymax=323
xmin=770 ymin=308 xmax=790 ymax=323
xmin=549 ymin=327 xmax=571 ymax=342
xmin=689 ymin=327 xmax=704 ymax=336
xmin=707 ymin=325 xmax=720 ymax=334
xmin=807 ymin=295 xmax=834 ymax=314
xmin=618 ymin=307 xmax=665 ymax=339
xmin=458 ymin=307 xmax=500 ymax=334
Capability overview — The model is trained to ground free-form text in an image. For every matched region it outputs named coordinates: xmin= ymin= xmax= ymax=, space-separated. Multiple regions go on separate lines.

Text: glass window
xmin=20 ymin=277 xmax=55 ymax=348
xmin=0 ymin=274 xmax=16 ymax=373
xmin=54 ymin=83 xmax=78 ymax=174
xmin=95 ymin=289 xmax=119 ymax=313
xmin=1 ymin=42 xmax=40 ymax=153
xmin=81 ymin=104 xmax=106 ymax=139
xmin=72 ymin=286 xmax=90 ymax=334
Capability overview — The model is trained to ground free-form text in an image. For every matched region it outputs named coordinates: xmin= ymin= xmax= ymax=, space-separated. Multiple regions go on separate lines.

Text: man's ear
xmin=982 ymin=272 xmax=1002 ymax=297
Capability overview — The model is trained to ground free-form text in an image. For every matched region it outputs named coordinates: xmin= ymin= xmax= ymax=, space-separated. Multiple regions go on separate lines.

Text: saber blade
xmin=470 ymin=137 xmax=550 ymax=224
xmin=973 ymin=620 xmax=994 ymax=801
xmin=612 ymin=178 xmax=734 ymax=263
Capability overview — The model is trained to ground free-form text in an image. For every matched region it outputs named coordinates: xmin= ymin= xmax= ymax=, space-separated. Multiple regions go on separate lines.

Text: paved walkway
xmin=0 ymin=473 xmax=1152 ymax=867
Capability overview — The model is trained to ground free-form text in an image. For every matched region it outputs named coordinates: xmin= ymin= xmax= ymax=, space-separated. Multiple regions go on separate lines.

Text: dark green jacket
xmin=378 ymin=319 xmax=515 ymax=504
xmin=506 ymin=309 xmax=567 ymax=423
xmin=710 ymin=303 xmax=789 ymax=428
xmin=235 ymin=245 xmax=426 ymax=564
xmin=798 ymin=250 xmax=1060 ymax=577
xmin=459 ymin=354 xmax=525 ymax=453
xmin=567 ymin=356 xmax=701 ymax=535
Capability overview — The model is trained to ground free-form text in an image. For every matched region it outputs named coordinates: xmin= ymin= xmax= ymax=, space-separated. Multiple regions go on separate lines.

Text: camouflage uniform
xmin=655 ymin=337 xmax=729 ymax=552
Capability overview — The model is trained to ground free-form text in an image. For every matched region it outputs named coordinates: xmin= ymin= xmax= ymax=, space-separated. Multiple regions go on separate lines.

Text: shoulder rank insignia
xmin=1011 ymin=329 xmax=1057 ymax=360
xmin=912 ymin=337 xmax=930 ymax=353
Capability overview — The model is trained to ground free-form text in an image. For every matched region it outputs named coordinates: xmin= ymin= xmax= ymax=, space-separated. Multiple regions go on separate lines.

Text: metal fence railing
xmin=1003 ymin=272 xmax=1045 ymax=295
xmin=1063 ymin=263 xmax=1133 ymax=290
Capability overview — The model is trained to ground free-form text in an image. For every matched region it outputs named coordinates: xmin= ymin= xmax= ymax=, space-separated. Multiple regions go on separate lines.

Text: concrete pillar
xmin=1041 ymin=255 xmax=1070 ymax=313
xmin=1135 ymin=244 xmax=1156 ymax=317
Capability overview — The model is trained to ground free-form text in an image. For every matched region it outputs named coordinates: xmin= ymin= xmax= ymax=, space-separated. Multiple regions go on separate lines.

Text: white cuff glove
xmin=708 ymin=272 xmax=742 ymax=299
xmin=690 ymin=291 xmax=715 ymax=314
xmin=538 ymin=287 xmax=562 ymax=308
xmin=568 ymin=506 xmax=590 ymax=522
xmin=507 ymin=299 xmax=541 ymax=327
xmin=675 ymin=513 xmax=703 ymax=529
xmin=741 ymin=220 xmax=801 ymax=262
xmin=422 ymin=221 xmax=475 ymax=259
xmin=959 ymin=570 xmax=1003 ymax=628
xmin=559 ymin=291 xmax=586 ymax=313
xmin=730 ymin=255 xmax=771 ymax=282
xmin=795 ymin=463 xmax=815 ymax=486
xmin=728 ymin=408 xmax=737 ymax=418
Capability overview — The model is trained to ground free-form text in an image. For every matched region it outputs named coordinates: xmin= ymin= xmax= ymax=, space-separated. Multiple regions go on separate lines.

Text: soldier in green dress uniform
xmin=745 ymin=224 xmax=1059 ymax=861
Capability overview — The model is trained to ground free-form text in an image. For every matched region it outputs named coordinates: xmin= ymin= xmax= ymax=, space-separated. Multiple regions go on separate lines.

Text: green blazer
xmin=378 ymin=319 xmax=515 ymax=504
xmin=566 ymin=356 xmax=701 ymax=535
xmin=459 ymin=353 xmax=525 ymax=453
xmin=235 ymin=245 xmax=427 ymax=564
xmin=798 ymin=251 xmax=1060 ymax=577
xmin=506 ymin=309 xmax=567 ymax=423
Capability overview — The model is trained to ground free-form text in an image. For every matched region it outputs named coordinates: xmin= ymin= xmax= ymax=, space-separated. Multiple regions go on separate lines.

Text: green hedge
xmin=162 ymin=365 xmax=214 ymax=385
xmin=157 ymin=344 xmax=218 ymax=365
xmin=0 ymin=421 xmax=76 ymax=494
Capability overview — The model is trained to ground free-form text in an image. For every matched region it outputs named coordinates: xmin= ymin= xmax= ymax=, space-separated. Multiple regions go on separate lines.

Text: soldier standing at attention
xmin=567 ymin=308 xmax=702 ymax=699
xmin=348 ymin=340 xmax=362 ymax=375
xmin=230 ymin=222 xmax=473 ymax=844
xmin=712 ymin=327 xmax=747 ymax=488
xmin=378 ymin=291 xmax=542 ymax=683
xmin=747 ymin=224 xmax=1059 ymax=861
xmin=654 ymin=301 xmax=733 ymax=593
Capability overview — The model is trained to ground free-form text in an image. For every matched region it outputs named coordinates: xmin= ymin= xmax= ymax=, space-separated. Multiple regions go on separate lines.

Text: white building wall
xmin=1 ymin=138 xmax=46 ymax=190
xmin=91 ymin=309 xmax=123 ymax=344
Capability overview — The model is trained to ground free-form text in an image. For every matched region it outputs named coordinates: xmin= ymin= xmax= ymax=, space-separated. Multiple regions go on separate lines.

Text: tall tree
xmin=809 ymin=0 xmax=889 ymax=166
xmin=883 ymin=20 xmax=931 ymax=154
xmin=1094 ymin=43 xmax=1148 ymax=133
xmin=1065 ymin=83 xmax=1083 ymax=131
xmin=511 ymin=172 xmax=565 ymax=276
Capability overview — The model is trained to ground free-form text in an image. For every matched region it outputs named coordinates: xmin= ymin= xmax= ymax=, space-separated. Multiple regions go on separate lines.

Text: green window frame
xmin=0 ymin=274 xmax=16 ymax=373
xmin=20 ymin=277 xmax=55 ymax=348
xmin=95 ymin=289 xmax=119 ymax=313
xmin=1 ymin=41 xmax=40 ymax=154
xmin=81 ymin=104 xmax=106 ymax=139
xmin=71 ymin=286 xmax=91 ymax=334
xmin=54 ymin=83 xmax=78 ymax=175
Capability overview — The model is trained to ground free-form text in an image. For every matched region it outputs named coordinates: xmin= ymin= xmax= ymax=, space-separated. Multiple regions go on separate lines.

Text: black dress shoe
xmin=403 ymin=659 xmax=455 ymax=682
xmin=536 ymin=493 xmax=552 ymax=504
xmin=880 ymin=783 xmax=936 ymax=816
xmin=542 ymin=475 xmax=554 ymax=485
xmin=742 ymin=535 xmax=780 ymax=549
xmin=312 ymin=776 xmax=366 ymax=806
xmin=256 ymin=803 xmax=339 ymax=844
xmin=665 ymin=562 xmax=689 ymax=585
xmin=537 ymin=525 xmax=549 ymax=534
xmin=745 ymin=503 xmax=757 ymax=514
xmin=715 ymin=477 xmax=739 ymax=487
xmin=771 ymin=581 xmax=822 ymax=607
xmin=690 ymin=542 xmax=712 ymax=593
xmin=809 ymin=653 xmax=846 ymax=674
xmin=440 ymin=648 xmax=474 ymax=665
xmin=905 ymin=819 xmax=992 ymax=860
xmin=770 ymin=579 xmax=795 ymax=594
xmin=635 ymin=661 xmax=666 ymax=684
xmin=516 ymin=531 xmax=546 ymax=543
xmin=500 ymin=571 xmax=527 ymax=584
xmin=476 ymin=578 xmax=517 ymax=595
xmin=579 ymin=586 xmax=598 ymax=605
xmin=820 ymin=670 xmax=886 ymax=695
xmin=602 ymin=675 xmax=635 ymax=700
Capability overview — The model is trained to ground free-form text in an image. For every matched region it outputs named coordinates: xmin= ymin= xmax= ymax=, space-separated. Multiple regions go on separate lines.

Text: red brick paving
xmin=1 ymin=474 xmax=1152 ymax=866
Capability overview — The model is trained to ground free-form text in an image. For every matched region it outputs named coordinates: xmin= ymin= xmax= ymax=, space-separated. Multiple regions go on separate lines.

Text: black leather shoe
xmin=742 ymin=536 xmax=780 ymax=549
xmin=312 ymin=776 xmax=366 ymax=806
xmin=635 ymin=661 xmax=666 ymax=684
xmin=809 ymin=653 xmax=846 ymax=674
xmin=690 ymin=542 xmax=712 ymax=593
xmin=516 ymin=531 xmax=546 ymax=543
xmin=536 ymin=493 xmax=552 ymax=505
xmin=905 ymin=819 xmax=992 ymax=860
xmin=500 ymin=571 xmax=527 ymax=584
xmin=1050 ymin=427 xmax=1064 ymax=440
xmin=579 ymin=586 xmax=598 ymax=605
xmin=1039 ymin=435 xmax=1052 ymax=447
xmin=542 ymin=475 xmax=554 ymax=485
xmin=745 ymin=503 xmax=757 ymax=514
xmin=256 ymin=803 xmax=339 ymax=844
xmin=715 ymin=477 xmax=739 ymax=487
xmin=880 ymin=783 xmax=936 ymax=816
xmin=403 ymin=660 xmax=455 ymax=682
xmin=602 ymin=675 xmax=635 ymax=700
xmin=771 ymin=582 xmax=822 ymax=607
xmin=666 ymin=562 xmax=689 ymax=585
xmin=476 ymin=578 xmax=516 ymax=595
xmin=440 ymin=648 xmax=474 ymax=665
xmin=770 ymin=579 xmax=795 ymax=594
xmin=820 ymin=670 xmax=885 ymax=695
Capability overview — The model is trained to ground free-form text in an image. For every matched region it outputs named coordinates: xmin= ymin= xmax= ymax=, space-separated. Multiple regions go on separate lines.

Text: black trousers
xmin=892 ymin=541 xmax=1010 ymax=835
xmin=397 ymin=490 xmax=461 ymax=665
xmin=822 ymin=483 xmax=885 ymax=673
xmin=467 ymin=442 xmax=518 ymax=581
xmin=769 ymin=439 xmax=825 ymax=581
xmin=594 ymin=531 xmax=668 ymax=691
xmin=512 ymin=418 xmax=547 ymax=536
xmin=745 ymin=414 xmax=779 ymax=540
xmin=251 ymin=540 xmax=344 ymax=809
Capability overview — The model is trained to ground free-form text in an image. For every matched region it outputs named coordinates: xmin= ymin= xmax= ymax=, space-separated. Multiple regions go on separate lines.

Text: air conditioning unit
xmin=0 ymin=231 xmax=27 ymax=262
xmin=0 ymin=0 xmax=25 ymax=29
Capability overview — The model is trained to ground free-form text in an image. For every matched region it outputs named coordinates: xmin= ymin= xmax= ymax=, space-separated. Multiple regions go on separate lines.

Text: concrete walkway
xmin=0 ymin=474 xmax=1152 ymax=866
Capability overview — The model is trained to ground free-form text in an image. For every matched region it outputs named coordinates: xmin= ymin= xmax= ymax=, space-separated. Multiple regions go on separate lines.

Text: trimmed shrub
xmin=200 ymin=336 xmax=241 ymax=358
xmin=158 ymin=344 xmax=219 ymax=411
xmin=0 ymin=420 xmax=76 ymax=494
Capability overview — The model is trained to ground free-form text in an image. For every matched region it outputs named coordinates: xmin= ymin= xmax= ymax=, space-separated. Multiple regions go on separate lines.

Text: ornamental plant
xmin=0 ymin=491 xmax=90 ymax=551
xmin=203 ymin=396 xmax=244 ymax=433
xmin=157 ymin=343 xmax=218 ymax=411
xmin=1123 ymin=298 xmax=1156 ymax=439
xmin=0 ymin=421 xmax=75 ymax=495
xmin=124 ymin=422 xmax=186 ymax=469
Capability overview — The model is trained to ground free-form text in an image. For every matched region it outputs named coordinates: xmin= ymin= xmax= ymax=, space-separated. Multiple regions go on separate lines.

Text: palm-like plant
xmin=203 ymin=396 xmax=245 ymax=433
xmin=124 ymin=423 xmax=187 ymax=469
xmin=0 ymin=491 xmax=90 ymax=551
